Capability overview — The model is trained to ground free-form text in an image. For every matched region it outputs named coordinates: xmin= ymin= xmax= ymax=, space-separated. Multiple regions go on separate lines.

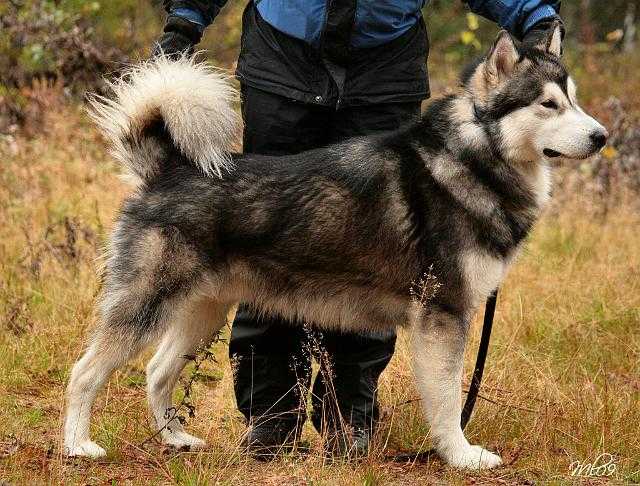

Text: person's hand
xmin=152 ymin=15 xmax=202 ymax=58
xmin=153 ymin=31 xmax=194 ymax=58
xmin=522 ymin=18 xmax=565 ymax=55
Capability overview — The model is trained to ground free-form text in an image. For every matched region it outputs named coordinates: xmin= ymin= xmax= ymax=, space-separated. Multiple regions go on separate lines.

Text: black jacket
xmin=235 ymin=4 xmax=430 ymax=108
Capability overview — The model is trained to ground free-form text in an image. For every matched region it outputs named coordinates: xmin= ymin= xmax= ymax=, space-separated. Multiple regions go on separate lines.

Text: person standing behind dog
xmin=154 ymin=0 xmax=563 ymax=457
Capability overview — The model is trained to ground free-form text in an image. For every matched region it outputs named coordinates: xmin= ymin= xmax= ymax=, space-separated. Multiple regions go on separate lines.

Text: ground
xmin=1 ymin=54 xmax=639 ymax=484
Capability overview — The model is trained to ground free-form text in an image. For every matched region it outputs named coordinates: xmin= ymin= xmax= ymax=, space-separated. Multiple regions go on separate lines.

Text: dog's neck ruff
xmin=464 ymin=100 xmax=504 ymax=164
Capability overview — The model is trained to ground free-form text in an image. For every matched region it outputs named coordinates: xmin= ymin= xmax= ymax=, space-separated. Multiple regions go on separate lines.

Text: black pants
xmin=229 ymin=85 xmax=421 ymax=434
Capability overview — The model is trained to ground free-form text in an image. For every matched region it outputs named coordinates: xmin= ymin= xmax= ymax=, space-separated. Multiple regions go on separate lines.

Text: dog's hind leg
xmin=64 ymin=324 xmax=147 ymax=458
xmin=410 ymin=308 xmax=502 ymax=469
xmin=64 ymin=288 xmax=203 ymax=457
xmin=145 ymin=297 xmax=231 ymax=450
xmin=64 ymin=225 xmax=205 ymax=457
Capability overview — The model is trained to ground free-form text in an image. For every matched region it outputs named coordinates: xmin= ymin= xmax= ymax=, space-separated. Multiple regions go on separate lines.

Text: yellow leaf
xmin=601 ymin=146 xmax=618 ymax=159
xmin=461 ymin=31 xmax=475 ymax=46
xmin=467 ymin=13 xmax=480 ymax=31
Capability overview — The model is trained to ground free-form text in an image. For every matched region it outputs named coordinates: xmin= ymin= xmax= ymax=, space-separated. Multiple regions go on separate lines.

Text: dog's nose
xmin=590 ymin=130 xmax=608 ymax=150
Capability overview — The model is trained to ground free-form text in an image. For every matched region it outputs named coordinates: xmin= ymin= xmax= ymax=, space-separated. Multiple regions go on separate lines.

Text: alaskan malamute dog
xmin=64 ymin=25 xmax=607 ymax=469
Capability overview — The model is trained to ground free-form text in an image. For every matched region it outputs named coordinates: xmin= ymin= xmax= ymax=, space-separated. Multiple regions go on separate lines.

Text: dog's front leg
xmin=410 ymin=308 xmax=502 ymax=469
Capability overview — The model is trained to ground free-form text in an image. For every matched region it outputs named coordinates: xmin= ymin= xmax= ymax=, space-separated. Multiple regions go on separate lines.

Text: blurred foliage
xmin=0 ymin=0 xmax=160 ymax=88
xmin=0 ymin=0 xmax=161 ymax=131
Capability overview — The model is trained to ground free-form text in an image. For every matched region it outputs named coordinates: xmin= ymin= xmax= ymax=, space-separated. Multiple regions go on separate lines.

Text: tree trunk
xmin=624 ymin=2 xmax=637 ymax=52
xmin=580 ymin=0 xmax=595 ymax=44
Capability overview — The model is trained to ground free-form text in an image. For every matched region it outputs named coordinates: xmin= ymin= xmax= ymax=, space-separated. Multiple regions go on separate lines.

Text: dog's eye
xmin=541 ymin=100 xmax=559 ymax=110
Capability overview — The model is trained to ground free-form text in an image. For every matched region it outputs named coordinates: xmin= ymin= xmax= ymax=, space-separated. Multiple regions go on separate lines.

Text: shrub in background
xmin=0 ymin=0 xmax=160 ymax=133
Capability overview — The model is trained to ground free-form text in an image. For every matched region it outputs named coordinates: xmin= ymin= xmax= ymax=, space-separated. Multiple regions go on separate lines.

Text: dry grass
xmin=1 ymin=96 xmax=639 ymax=485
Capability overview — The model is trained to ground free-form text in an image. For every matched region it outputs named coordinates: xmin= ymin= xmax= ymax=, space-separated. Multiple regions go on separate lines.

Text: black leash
xmin=388 ymin=289 xmax=498 ymax=463
xmin=461 ymin=288 xmax=498 ymax=430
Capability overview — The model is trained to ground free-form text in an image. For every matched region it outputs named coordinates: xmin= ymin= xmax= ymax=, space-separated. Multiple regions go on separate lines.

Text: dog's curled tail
xmin=89 ymin=54 xmax=240 ymax=185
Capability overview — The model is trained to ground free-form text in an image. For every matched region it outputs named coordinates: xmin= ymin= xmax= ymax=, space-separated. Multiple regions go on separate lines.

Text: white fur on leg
xmin=146 ymin=299 xmax=229 ymax=450
xmin=146 ymin=338 xmax=206 ymax=450
xmin=410 ymin=319 xmax=502 ymax=469
xmin=64 ymin=339 xmax=133 ymax=458
xmin=66 ymin=440 xmax=107 ymax=458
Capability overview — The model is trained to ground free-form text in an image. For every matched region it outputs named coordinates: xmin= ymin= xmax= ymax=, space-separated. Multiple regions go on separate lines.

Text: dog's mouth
xmin=544 ymin=148 xmax=600 ymax=161
xmin=543 ymin=148 xmax=563 ymax=158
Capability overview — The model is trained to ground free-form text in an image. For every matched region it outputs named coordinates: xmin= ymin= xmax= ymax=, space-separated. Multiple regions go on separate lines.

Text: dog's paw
xmin=163 ymin=431 xmax=207 ymax=451
xmin=65 ymin=441 xmax=107 ymax=458
xmin=445 ymin=444 xmax=503 ymax=469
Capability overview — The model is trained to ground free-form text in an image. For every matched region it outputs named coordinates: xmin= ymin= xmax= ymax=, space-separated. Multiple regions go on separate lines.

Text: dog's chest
xmin=460 ymin=250 xmax=506 ymax=306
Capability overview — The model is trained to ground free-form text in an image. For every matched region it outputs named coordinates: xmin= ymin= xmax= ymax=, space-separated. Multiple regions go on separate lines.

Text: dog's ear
xmin=535 ymin=20 xmax=563 ymax=57
xmin=485 ymin=31 xmax=519 ymax=85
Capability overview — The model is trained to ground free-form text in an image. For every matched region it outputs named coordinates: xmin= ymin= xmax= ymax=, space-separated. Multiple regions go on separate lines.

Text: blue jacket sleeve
xmin=463 ymin=0 xmax=561 ymax=39
xmin=163 ymin=0 xmax=229 ymax=33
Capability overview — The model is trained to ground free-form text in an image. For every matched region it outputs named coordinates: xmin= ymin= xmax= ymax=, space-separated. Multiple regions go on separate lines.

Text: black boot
xmin=310 ymin=330 xmax=396 ymax=459
xmin=229 ymin=304 xmax=312 ymax=458
xmin=242 ymin=419 xmax=302 ymax=459
xmin=322 ymin=424 xmax=371 ymax=460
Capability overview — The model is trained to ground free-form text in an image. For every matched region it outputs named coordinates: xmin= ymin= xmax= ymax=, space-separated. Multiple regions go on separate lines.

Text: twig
xmin=139 ymin=338 xmax=220 ymax=448
xmin=392 ymin=391 xmax=537 ymax=414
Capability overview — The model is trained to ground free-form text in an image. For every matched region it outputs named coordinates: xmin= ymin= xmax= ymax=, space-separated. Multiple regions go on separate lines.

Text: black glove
xmin=522 ymin=17 xmax=565 ymax=55
xmin=152 ymin=15 xmax=203 ymax=58
xmin=153 ymin=31 xmax=194 ymax=58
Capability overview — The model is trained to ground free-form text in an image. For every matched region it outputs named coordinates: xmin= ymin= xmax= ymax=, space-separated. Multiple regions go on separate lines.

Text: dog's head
xmin=464 ymin=24 xmax=608 ymax=163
